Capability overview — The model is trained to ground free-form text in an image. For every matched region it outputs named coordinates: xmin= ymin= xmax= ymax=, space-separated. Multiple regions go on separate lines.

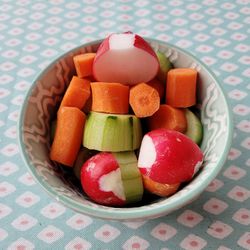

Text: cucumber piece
xmin=156 ymin=51 xmax=173 ymax=83
xmin=113 ymin=152 xmax=143 ymax=204
xmin=132 ymin=116 xmax=143 ymax=150
xmin=185 ymin=109 xmax=203 ymax=145
xmin=83 ymin=112 xmax=142 ymax=152
xmin=83 ymin=112 xmax=105 ymax=150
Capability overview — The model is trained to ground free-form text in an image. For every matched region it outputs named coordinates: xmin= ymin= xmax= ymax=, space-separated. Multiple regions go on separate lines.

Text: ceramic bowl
xmin=18 ymin=39 xmax=233 ymax=221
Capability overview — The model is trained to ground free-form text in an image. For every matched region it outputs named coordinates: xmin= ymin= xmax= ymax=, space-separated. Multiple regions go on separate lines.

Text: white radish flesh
xmin=138 ymin=135 xmax=156 ymax=169
xmin=93 ymin=33 xmax=159 ymax=85
xmin=99 ymin=168 xmax=125 ymax=201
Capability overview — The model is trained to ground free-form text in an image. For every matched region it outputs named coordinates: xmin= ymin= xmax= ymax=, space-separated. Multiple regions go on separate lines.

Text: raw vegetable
xmin=83 ymin=111 xmax=142 ymax=152
xmin=113 ymin=152 xmax=143 ymax=204
xmin=147 ymin=78 xmax=165 ymax=100
xmin=50 ymin=107 xmax=86 ymax=167
xmin=80 ymin=151 xmax=143 ymax=206
xmin=91 ymin=82 xmax=129 ymax=114
xmin=129 ymin=82 xmax=160 ymax=118
xmin=49 ymin=32 xmax=204 ymax=206
xmin=73 ymin=53 xmax=96 ymax=78
xmin=166 ymin=68 xmax=197 ymax=108
xmin=93 ymin=32 xmax=159 ymax=84
xmin=156 ymin=51 xmax=173 ymax=83
xmin=138 ymin=129 xmax=203 ymax=185
xmin=60 ymin=76 xmax=90 ymax=110
xmin=81 ymin=152 xmax=125 ymax=206
xmin=147 ymin=104 xmax=187 ymax=133
xmin=185 ymin=109 xmax=203 ymax=145
xmin=142 ymin=176 xmax=180 ymax=197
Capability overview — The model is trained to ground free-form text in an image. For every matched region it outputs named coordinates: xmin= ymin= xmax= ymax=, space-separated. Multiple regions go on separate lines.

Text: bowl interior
xmin=18 ymin=39 xmax=233 ymax=220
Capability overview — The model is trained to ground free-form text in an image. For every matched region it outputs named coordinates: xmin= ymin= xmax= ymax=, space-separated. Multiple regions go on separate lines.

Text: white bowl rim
xmin=18 ymin=38 xmax=234 ymax=220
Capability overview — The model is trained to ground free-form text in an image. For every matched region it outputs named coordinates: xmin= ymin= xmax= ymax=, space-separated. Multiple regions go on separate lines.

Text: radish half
xmin=138 ymin=129 xmax=204 ymax=185
xmin=93 ymin=32 xmax=159 ymax=85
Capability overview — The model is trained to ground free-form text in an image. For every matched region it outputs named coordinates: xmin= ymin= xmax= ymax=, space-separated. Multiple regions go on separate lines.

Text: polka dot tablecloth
xmin=0 ymin=0 xmax=249 ymax=249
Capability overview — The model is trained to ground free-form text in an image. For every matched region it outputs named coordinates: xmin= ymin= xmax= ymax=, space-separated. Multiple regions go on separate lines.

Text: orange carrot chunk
xmin=166 ymin=68 xmax=197 ymax=108
xmin=147 ymin=104 xmax=187 ymax=133
xmin=147 ymin=78 xmax=165 ymax=100
xmin=129 ymin=82 xmax=160 ymax=118
xmin=91 ymin=82 xmax=129 ymax=114
xmin=142 ymin=175 xmax=180 ymax=197
xmin=60 ymin=76 xmax=90 ymax=110
xmin=73 ymin=53 xmax=96 ymax=78
xmin=50 ymin=107 xmax=86 ymax=167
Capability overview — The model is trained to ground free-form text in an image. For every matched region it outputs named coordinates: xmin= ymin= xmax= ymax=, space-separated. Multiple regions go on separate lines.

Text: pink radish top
xmin=93 ymin=32 xmax=159 ymax=85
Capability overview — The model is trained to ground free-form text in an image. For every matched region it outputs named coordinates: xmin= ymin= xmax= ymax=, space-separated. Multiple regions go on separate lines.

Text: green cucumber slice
xmin=83 ymin=112 xmax=142 ymax=152
xmin=185 ymin=109 xmax=203 ymax=145
xmin=156 ymin=51 xmax=173 ymax=83
xmin=132 ymin=116 xmax=143 ymax=150
xmin=83 ymin=111 xmax=105 ymax=150
xmin=113 ymin=152 xmax=143 ymax=204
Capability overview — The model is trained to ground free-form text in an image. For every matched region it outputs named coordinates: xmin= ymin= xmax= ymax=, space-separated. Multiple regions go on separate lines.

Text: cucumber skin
xmin=185 ymin=109 xmax=203 ymax=145
xmin=83 ymin=112 xmax=142 ymax=152
xmin=113 ymin=152 xmax=143 ymax=204
xmin=156 ymin=51 xmax=173 ymax=83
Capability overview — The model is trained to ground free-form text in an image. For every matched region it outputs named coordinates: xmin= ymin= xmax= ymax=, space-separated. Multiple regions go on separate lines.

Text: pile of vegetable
xmin=50 ymin=32 xmax=204 ymax=207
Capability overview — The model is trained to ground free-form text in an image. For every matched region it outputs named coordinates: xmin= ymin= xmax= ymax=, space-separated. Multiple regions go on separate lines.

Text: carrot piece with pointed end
xmin=91 ymin=82 xmax=129 ymax=114
xmin=147 ymin=104 xmax=187 ymax=133
xmin=166 ymin=68 xmax=197 ymax=108
xmin=129 ymin=82 xmax=160 ymax=118
xmin=50 ymin=107 xmax=86 ymax=167
xmin=73 ymin=53 xmax=96 ymax=78
xmin=60 ymin=76 xmax=90 ymax=110
xmin=147 ymin=78 xmax=165 ymax=100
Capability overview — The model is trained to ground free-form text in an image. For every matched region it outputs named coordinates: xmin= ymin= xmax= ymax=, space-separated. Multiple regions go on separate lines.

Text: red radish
xmin=93 ymin=32 xmax=159 ymax=85
xmin=80 ymin=151 xmax=143 ymax=206
xmin=138 ymin=129 xmax=203 ymax=185
xmin=81 ymin=152 xmax=126 ymax=206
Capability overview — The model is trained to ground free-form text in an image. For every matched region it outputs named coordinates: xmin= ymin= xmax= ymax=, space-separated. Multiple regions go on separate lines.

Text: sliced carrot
xmin=73 ymin=53 xmax=96 ymax=78
xmin=91 ymin=82 xmax=129 ymax=114
xmin=60 ymin=76 xmax=90 ymax=110
xmin=147 ymin=78 xmax=165 ymax=100
xmin=50 ymin=107 xmax=86 ymax=167
xmin=166 ymin=68 xmax=197 ymax=107
xmin=129 ymin=82 xmax=160 ymax=118
xmin=147 ymin=104 xmax=187 ymax=133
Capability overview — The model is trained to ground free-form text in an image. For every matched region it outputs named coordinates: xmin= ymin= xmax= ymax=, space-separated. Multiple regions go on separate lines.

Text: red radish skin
xmin=138 ymin=129 xmax=203 ymax=185
xmin=81 ymin=152 xmax=126 ymax=206
xmin=93 ymin=32 xmax=159 ymax=85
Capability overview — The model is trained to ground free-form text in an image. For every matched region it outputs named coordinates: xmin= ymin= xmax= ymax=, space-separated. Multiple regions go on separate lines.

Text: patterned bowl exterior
xmin=18 ymin=39 xmax=233 ymax=221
